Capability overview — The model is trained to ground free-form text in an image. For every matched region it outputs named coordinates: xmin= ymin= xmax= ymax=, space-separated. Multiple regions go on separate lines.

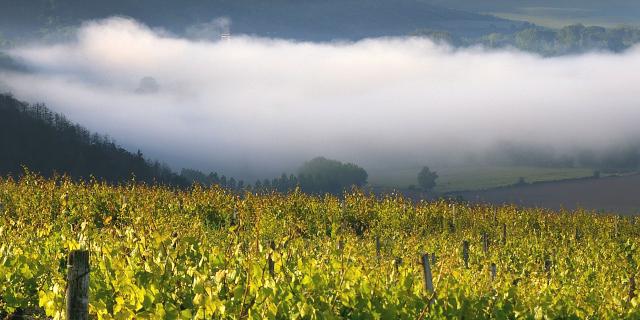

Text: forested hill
xmin=0 ymin=0 xmax=527 ymax=41
xmin=0 ymin=94 xmax=187 ymax=185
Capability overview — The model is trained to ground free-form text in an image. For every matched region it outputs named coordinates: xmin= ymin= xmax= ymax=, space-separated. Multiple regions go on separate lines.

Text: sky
xmin=1 ymin=17 xmax=640 ymax=180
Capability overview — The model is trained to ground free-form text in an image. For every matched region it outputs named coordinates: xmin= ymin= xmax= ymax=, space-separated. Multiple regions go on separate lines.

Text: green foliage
xmin=2 ymin=173 xmax=640 ymax=318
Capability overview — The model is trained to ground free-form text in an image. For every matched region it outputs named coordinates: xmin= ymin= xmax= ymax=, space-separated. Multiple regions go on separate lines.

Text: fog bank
xmin=2 ymin=17 xmax=640 ymax=180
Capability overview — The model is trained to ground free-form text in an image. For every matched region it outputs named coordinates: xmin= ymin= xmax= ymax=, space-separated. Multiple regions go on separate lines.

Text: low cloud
xmin=2 ymin=17 xmax=640 ymax=180
xmin=185 ymin=17 xmax=232 ymax=41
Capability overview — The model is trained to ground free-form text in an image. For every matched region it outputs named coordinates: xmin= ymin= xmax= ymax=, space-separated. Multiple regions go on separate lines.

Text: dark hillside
xmin=0 ymin=0 xmax=527 ymax=40
xmin=0 ymin=94 xmax=186 ymax=185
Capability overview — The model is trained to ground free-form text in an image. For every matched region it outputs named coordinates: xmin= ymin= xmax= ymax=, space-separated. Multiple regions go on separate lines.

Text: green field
xmin=490 ymin=12 xmax=621 ymax=29
xmin=368 ymin=166 xmax=599 ymax=193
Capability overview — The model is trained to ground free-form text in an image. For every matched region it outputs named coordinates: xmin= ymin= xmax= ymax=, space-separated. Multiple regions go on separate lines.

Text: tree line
xmin=182 ymin=157 xmax=369 ymax=195
xmin=489 ymin=142 xmax=640 ymax=173
xmin=415 ymin=24 xmax=640 ymax=56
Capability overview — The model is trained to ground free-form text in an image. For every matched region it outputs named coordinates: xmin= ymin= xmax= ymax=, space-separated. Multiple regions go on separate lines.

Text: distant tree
xmin=179 ymin=169 xmax=244 ymax=191
xmin=515 ymin=28 xmax=555 ymax=54
xmin=263 ymin=179 xmax=271 ymax=190
xmin=180 ymin=168 xmax=207 ymax=184
xmin=278 ymin=173 xmax=289 ymax=192
xmin=220 ymin=175 xmax=227 ymax=187
xmin=417 ymin=166 xmax=438 ymax=192
xmin=412 ymin=29 xmax=460 ymax=46
xmin=289 ymin=174 xmax=298 ymax=189
xmin=209 ymin=172 xmax=220 ymax=185
xmin=135 ymin=76 xmax=159 ymax=94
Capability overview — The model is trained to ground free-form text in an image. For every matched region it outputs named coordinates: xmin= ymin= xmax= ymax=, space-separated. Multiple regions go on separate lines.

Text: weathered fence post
xmin=544 ymin=255 xmax=552 ymax=284
xmin=66 ymin=250 xmax=89 ymax=320
xmin=462 ymin=240 xmax=470 ymax=268
xmin=394 ymin=257 xmax=403 ymax=271
xmin=482 ymin=232 xmax=489 ymax=255
xmin=629 ymin=274 xmax=637 ymax=303
xmin=421 ymin=253 xmax=434 ymax=293
xmin=231 ymin=210 xmax=238 ymax=226
xmin=448 ymin=220 xmax=456 ymax=234
xmin=490 ymin=263 xmax=497 ymax=281
xmin=268 ymin=240 xmax=275 ymax=277
xmin=502 ymin=223 xmax=507 ymax=245
xmin=375 ymin=236 xmax=381 ymax=259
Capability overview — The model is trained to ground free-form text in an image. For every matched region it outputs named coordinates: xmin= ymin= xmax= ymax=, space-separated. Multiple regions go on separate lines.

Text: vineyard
xmin=1 ymin=174 xmax=640 ymax=319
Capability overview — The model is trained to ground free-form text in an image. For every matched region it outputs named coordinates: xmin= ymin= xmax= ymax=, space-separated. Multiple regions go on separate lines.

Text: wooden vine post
xmin=462 ymin=240 xmax=470 ymax=268
xmin=502 ymin=223 xmax=507 ymax=245
xmin=544 ymin=256 xmax=552 ymax=284
xmin=482 ymin=232 xmax=489 ymax=255
xmin=490 ymin=263 xmax=497 ymax=281
xmin=394 ymin=257 xmax=403 ymax=271
xmin=629 ymin=274 xmax=636 ymax=303
xmin=448 ymin=220 xmax=456 ymax=233
xmin=231 ymin=210 xmax=238 ymax=226
xmin=268 ymin=240 xmax=275 ymax=277
xmin=421 ymin=253 xmax=434 ymax=293
xmin=66 ymin=250 xmax=89 ymax=320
